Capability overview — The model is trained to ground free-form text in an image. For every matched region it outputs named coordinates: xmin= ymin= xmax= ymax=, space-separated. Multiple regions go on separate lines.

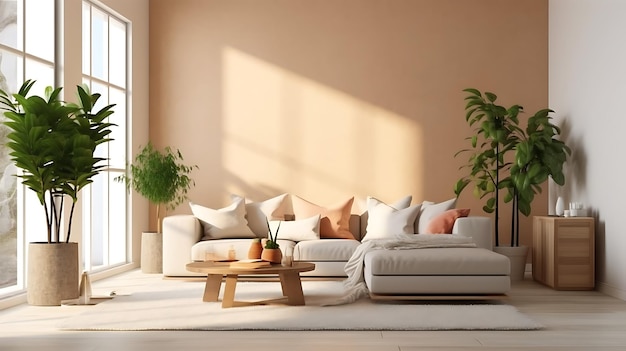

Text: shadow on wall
xmin=556 ymin=117 xmax=588 ymax=204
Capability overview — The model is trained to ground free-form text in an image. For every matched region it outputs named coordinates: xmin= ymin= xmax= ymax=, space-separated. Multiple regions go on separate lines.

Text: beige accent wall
xmin=149 ymin=0 xmax=549 ymax=246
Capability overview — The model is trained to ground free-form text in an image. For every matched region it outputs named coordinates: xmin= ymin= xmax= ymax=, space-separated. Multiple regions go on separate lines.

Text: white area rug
xmin=60 ymin=280 xmax=543 ymax=331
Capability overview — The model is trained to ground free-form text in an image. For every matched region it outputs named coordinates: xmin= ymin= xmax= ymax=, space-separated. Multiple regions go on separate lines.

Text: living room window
xmin=81 ymin=1 xmax=129 ymax=272
xmin=0 ymin=0 xmax=56 ymax=297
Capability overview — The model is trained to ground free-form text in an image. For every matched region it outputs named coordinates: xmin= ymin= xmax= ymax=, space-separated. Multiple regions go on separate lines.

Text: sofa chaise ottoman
xmin=364 ymin=247 xmax=511 ymax=297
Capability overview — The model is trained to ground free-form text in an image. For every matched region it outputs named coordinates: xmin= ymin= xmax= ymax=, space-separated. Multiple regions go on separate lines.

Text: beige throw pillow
xmin=231 ymin=193 xmax=289 ymax=238
xmin=190 ymin=197 xmax=256 ymax=240
xmin=291 ymin=195 xmax=355 ymax=239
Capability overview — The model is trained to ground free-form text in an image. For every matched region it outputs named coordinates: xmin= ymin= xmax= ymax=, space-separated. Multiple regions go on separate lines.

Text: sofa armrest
xmin=452 ymin=216 xmax=493 ymax=250
xmin=162 ymin=215 xmax=203 ymax=276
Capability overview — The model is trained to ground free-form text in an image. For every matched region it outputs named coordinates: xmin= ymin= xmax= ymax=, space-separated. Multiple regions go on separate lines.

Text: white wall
xmin=549 ymin=0 xmax=626 ymax=300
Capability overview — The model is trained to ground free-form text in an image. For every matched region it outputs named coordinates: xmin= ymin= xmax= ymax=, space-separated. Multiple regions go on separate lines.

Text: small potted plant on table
xmin=261 ymin=220 xmax=282 ymax=263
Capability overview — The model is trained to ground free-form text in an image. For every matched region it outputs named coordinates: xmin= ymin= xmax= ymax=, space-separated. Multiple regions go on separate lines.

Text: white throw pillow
xmin=363 ymin=196 xmax=420 ymax=241
xmin=230 ymin=193 xmax=289 ymax=237
xmin=190 ymin=198 xmax=256 ymax=240
xmin=417 ymin=198 xmax=458 ymax=234
xmin=269 ymin=215 xmax=321 ymax=242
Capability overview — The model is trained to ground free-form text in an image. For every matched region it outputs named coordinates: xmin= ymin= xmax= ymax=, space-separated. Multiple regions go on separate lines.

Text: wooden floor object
xmin=186 ymin=261 xmax=315 ymax=308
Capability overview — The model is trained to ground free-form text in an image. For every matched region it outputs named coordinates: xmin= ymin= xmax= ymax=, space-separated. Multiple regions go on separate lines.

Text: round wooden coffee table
xmin=186 ymin=261 xmax=315 ymax=308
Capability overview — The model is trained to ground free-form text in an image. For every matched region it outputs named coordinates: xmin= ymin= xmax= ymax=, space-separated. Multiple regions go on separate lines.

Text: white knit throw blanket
xmin=321 ymin=234 xmax=477 ymax=306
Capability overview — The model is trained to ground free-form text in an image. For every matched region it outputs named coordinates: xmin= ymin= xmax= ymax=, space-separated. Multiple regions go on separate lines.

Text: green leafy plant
xmin=115 ymin=142 xmax=197 ymax=233
xmin=455 ymin=88 xmax=570 ymax=247
xmin=0 ymin=79 xmax=116 ymax=243
xmin=500 ymin=108 xmax=570 ymax=245
xmin=265 ymin=219 xmax=281 ymax=249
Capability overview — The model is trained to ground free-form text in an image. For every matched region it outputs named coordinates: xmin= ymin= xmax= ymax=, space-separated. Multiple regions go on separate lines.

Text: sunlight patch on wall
xmin=222 ymin=47 xmax=423 ymax=204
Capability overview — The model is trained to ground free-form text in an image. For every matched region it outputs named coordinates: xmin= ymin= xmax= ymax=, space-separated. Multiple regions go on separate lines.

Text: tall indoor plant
xmin=500 ymin=108 xmax=570 ymax=246
xmin=454 ymin=88 xmax=521 ymax=247
xmin=115 ymin=143 xmax=196 ymax=272
xmin=0 ymin=79 xmax=116 ymax=305
xmin=454 ymin=89 xmax=570 ymax=280
xmin=116 ymin=142 xmax=197 ymax=234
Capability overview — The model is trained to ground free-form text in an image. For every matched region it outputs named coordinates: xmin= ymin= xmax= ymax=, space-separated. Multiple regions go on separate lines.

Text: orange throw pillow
xmin=423 ymin=208 xmax=470 ymax=234
xmin=291 ymin=195 xmax=355 ymax=239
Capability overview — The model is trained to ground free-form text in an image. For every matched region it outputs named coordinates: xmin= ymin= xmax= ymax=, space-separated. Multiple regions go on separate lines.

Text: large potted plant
xmin=455 ymin=88 xmax=570 ymax=280
xmin=115 ymin=142 xmax=196 ymax=273
xmin=0 ymin=80 xmax=115 ymax=305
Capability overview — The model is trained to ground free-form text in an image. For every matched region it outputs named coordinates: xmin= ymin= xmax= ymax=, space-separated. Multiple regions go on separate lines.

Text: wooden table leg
xmin=279 ymin=271 xmax=305 ymax=305
xmin=221 ymin=274 xmax=239 ymax=308
xmin=203 ymin=274 xmax=223 ymax=302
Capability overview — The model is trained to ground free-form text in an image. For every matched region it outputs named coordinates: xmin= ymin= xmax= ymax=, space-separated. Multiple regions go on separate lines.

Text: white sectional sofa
xmin=162 ymin=214 xmax=362 ymax=277
xmin=162 ymin=194 xmax=511 ymax=296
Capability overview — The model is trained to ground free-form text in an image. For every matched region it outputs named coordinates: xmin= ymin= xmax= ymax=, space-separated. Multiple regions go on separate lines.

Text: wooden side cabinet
xmin=532 ymin=216 xmax=595 ymax=290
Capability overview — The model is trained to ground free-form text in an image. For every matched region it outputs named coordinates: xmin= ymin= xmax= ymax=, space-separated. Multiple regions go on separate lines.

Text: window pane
xmin=90 ymin=81 xmax=109 ymax=161
xmin=1 ymin=0 xmax=54 ymax=298
xmin=108 ymin=172 xmax=125 ymax=264
xmin=82 ymin=1 xmax=90 ymax=75
xmin=0 ymin=162 xmax=17 ymax=289
xmin=91 ymin=7 xmax=108 ymax=81
xmin=0 ymin=49 xmax=22 ymax=93
xmin=91 ymin=80 xmax=108 ymax=113
xmin=24 ymin=59 xmax=54 ymax=95
xmin=23 ymin=187 xmax=46 ymax=243
xmin=0 ymin=0 xmax=22 ymax=51
xmin=0 ymin=46 xmax=19 ymax=288
xmin=90 ymin=172 xmax=108 ymax=268
xmin=109 ymin=18 xmax=125 ymax=88
xmin=109 ymin=87 xmax=125 ymax=168
xmin=25 ymin=0 xmax=54 ymax=62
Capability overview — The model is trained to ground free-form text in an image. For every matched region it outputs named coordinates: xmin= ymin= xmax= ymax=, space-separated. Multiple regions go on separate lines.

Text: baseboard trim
xmin=596 ymin=281 xmax=626 ymax=301
xmin=0 ymin=292 xmax=26 ymax=311
xmin=88 ymin=263 xmax=138 ymax=282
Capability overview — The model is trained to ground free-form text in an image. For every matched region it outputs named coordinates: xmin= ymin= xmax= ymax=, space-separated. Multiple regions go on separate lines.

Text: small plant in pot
xmin=0 ymin=80 xmax=116 ymax=305
xmin=115 ymin=142 xmax=197 ymax=272
xmin=455 ymin=88 xmax=570 ymax=280
xmin=261 ymin=219 xmax=282 ymax=263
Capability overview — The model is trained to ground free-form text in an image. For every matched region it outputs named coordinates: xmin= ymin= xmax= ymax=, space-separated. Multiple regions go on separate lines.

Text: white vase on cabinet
xmin=555 ymin=196 xmax=565 ymax=216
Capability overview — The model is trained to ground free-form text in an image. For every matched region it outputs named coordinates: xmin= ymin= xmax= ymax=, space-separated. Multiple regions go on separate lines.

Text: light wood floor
xmin=0 ymin=269 xmax=625 ymax=351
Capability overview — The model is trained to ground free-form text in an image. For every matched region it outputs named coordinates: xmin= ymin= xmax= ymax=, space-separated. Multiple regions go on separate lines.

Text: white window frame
xmin=81 ymin=0 xmax=129 ymax=273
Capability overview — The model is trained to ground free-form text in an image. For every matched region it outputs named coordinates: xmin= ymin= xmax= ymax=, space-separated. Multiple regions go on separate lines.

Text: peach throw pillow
xmin=291 ymin=195 xmax=355 ymax=239
xmin=423 ymin=208 xmax=471 ymax=234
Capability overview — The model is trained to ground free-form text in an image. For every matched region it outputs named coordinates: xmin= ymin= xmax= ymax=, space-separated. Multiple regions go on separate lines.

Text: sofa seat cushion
xmin=294 ymin=239 xmax=360 ymax=261
xmin=364 ymin=248 xmax=510 ymax=276
xmin=191 ymin=239 xmax=295 ymax=262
